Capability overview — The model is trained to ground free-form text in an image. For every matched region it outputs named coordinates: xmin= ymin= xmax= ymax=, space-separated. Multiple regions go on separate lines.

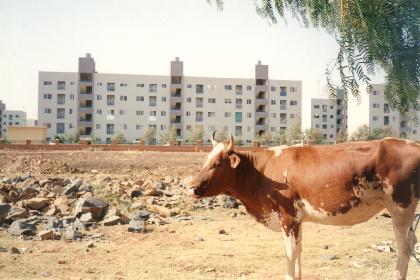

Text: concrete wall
xmin=7 ymin=126 xmax=47 ymax=142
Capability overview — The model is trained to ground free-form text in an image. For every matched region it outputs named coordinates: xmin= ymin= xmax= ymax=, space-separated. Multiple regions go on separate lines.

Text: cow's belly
xmin=300 ymin=199 xmax=385 ymax=226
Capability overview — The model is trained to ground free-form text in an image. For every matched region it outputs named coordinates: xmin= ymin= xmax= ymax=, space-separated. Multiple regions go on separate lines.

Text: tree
xmin=256 ymin=131 xmax=272 ymax=146
xmin=208 ymin=1 xmax=420 ymax=113
xmin=350 ymin=124 xmax=370 ymax=141
xmin=53 ymin=135 xmax=64 ymax=143
xmin=336 ymin=127 xmax=348 ymax=143
xmin=141 ymin=127 xmax=155 ymax=145
xmin=186 ymin=125 xmax=204 ymax=143
xmin=286 ymin=119 xmax=303 ymax=144
xmin=159 ymin=126 xmax=177 ymax=143
xmin=304 ymin=128 xmax=323 ymax=144
xmin=274 ymin=129 xmax=287 ymax=145
xmin=369 ymin=126 xmax=395 ymax=140
xmin=215 ymin=128 xmax=228 ymax=142
xmin=113 ymin=131 xmax=126 ymax=143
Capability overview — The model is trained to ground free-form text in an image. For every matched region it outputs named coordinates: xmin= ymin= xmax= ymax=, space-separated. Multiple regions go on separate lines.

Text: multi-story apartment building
xmin=2 ymin=110 xmax=27 ymax=137
xmin=38 ymin=54 xmax=302 ymax=143
xmin=368 ymin=84 xmax=419 ymax=140
xmin=311 ymin=89 xmax=347 ymax=143
xmin=0 ymin=100 xmax=5 ymax=138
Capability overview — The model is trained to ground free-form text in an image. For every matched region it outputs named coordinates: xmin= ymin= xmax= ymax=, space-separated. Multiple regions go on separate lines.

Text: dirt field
xmin=0 ymin=150 xmax=419 ymax=280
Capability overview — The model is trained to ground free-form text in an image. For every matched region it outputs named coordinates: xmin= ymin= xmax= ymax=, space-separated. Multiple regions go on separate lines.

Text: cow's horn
xmin=211 ymin=131 xmax=217 ymax=147
xmin=227 ymin=133 xmax=234 ymax=152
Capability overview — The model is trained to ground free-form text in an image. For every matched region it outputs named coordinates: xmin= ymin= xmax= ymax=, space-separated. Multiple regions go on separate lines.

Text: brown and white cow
xmin=188 ymin=133 xmax=419 ymax=280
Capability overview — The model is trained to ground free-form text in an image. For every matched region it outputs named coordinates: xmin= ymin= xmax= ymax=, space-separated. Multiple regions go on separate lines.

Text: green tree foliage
xmin=304 ymin=128 xmax=324 ymax=144
xmin=350 ymin=124 xmax=395 ymax=140
xmin=286 ymin=119 xmax=303 ymax=144
xmin=256 ymin=131 xmax=273 ymax=146
xmin=142 ymin=127 xmax=155 ymax=145
xmin=274 ymin=129 xmax=287 ymax=144
xmin=336 ymin=127 xmax=348 ymax=143
xmin=113 ymin=131 xmax=126 ymax=143
xmin=215 ymin=128 xmax=228 ymax=142
xmin=159 ymin=126 xmax=177 ymax=143
xmin=187 ymin=125 xmax=204 ymax=143
xmin=350 ymin=124 xmax=370 ymax=140
xmin=208 ymin=0 xmax=420 ymax=113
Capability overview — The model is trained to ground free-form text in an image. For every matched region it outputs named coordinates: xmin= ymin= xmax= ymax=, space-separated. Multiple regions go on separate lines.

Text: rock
xmin=46 ymin=218 xmax=63 ymax=230
xmin=6 ymin=206 xmax=28 ymax=221
xmin=45 ymin=205 xmax=57 ymax=216
xmin=151 ymin=205 xmax=171 ymax=218
xmin=143 ymin=188 xmax=158 ymax=196
xmin=87 ymin=241 xmax=95 ymax=248
xmin=20 ymin=186 xmax=39 ymax=200
xmin=54 ymin=197 xmax=69 ymax=207
xmin=17 ymin=178 xmax=37 ymax=189
xmin=74 ymin=197 xmax=109 ymax=220
xmin=0 ymin=246 xmax=7 ymax=252
xmin=64 ymin=228 xmax=82 ymax=241
xmin=73 ymin=219 xmax=85 ymax=230
xmin=24 ymin=197 xmax=50 ymax=210
xmin=20 ymin=247 xmax=33 ymax=254
xmin=119 ymin=214 xmax=130 ymax=224
xmin=63 ymin=178 xmax=82 ymax=196
xmin=80 ymin=213 xmax=95 ymax=223
xmin=196 ymin=236 xmax=204 ymax=241
xmin=8 ymin=219 xmax=37 ymax=236
xmin=0 ymin=203 xmax=11 ymax=223
xmin=320 ymin=255 xmax=338 ymax=260
xmin=38 ymin=230 xmax=55 ymax=240
xmin=103 ymin=216 xmax=120 ymax=226
xmin=126 ymin=187 xmax=142 ymax=198
xmin=222 ymin=196 xmax=240 ymax=209
xmin=128 ymin=219 xmax=146 ymax=233
xmin=132 ymin=210 xmax=151 ymax=221
xmin=218 ymin=229 xmax=226 ymax=235
xmin=106 ymin=208 xmax=121 ymax=218
xmin=8 ymin=247 xmax=21 ymax=254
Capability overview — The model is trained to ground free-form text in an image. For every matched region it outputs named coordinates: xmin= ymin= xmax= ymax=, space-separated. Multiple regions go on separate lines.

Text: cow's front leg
xmin=281 ymin=223 xmax=302 ymax=280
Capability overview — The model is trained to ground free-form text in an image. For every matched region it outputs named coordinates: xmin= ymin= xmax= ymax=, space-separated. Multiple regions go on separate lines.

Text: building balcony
xmin=400 ymin=126 xmax=410 ymax=133
xmin=79 ymin=120 xmax=93 ymax=126
xmin=255 ymin=85 xmax=267 ymax=92
xmin=170 ymin=123 xmax=183 ymax=129
xmin=255 ymin=98 xmax=267 ymax=106
xmin=255 ymin=124 xmax=267 ymax=131
xmin=170 ymin=83 xmax=183 ymax=89
xmin=255 ymin=111 xmax=267 ymax=118
xmin=170 ymin=109 xmax=182 ymax=115
xmin=79 ymin=106 xmax=93 ymax=113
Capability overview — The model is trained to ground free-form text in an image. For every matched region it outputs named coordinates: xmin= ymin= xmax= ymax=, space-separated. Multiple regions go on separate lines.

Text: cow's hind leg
xmin=281 ymin=224 xmax=302 ymax=280
xmin=387 ymin=198 xmax=418 ymax=280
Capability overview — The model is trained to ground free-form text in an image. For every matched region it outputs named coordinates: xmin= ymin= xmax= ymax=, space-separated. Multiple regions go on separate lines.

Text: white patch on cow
xmin=283 ymin=169 xmax=288 ymax=183
xmin=269 ymin=145 xmax=289 ymax=157
xmin=299 ymin=199 xmax=330 ymax=220
xmin=203 ymin=143 xmax=225 ymax=167
xmin=263 ymin=211 xmax=282 ymax=232
xmin=382 ymin=177 xmax=394 ymax=196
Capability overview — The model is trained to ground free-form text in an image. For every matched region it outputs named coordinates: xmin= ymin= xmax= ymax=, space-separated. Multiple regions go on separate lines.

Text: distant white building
xmin=310 ymin=89 xmax=347 ymax=143
xmin=368 ymin=84 xmax=419 ymax=140
xmin=38 ymin=54 xmax=302 ymax=143
xmin=0 ymin=100 xmax=5 ymax=138
xmin=2 ymin=110 xmax=27 ymax=138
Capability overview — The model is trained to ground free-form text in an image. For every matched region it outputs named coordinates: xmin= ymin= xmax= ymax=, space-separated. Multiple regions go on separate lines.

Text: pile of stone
xmin=0 ymin=174 xmax=241 ymax=241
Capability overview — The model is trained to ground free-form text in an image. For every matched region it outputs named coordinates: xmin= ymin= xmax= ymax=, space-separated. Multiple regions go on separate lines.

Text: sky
xmin=0 ymin=0 xmax=385 ymax=129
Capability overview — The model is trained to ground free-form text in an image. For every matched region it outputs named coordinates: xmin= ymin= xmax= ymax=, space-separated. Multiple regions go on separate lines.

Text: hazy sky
xmin=0 ymin=0 xmax=384 ymax=128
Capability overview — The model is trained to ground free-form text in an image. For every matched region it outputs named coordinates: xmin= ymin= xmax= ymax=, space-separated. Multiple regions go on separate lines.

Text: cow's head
xmin=188 ymin=132 xmax=241 ymax=198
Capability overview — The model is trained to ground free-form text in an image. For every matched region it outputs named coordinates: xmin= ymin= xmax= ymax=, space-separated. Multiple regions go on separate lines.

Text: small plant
xmin=142 ymin=127 xmax=155 ymax=145
xmin=113 ymin=131 xmax=126 ymax=143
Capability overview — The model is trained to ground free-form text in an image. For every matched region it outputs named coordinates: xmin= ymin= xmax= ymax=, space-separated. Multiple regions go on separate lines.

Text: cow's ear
xmin=229 ymin=154 xmax=240 ymax=168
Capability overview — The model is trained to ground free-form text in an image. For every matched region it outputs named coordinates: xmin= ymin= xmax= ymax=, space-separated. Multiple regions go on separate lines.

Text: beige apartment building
xmin=2 ymin=109 xmax=27 ymax=138
xmin=311 ymin=89 xmax=347 ymax=143
xmin=368 ymin=84 xmax=419 ymax=140
xmin=38 ymin=54 xmax=302 ymax=144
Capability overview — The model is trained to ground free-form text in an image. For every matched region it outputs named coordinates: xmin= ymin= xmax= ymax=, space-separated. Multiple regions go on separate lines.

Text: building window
xmin=123 ymin=124 xmax=127 ymax=130
xmin=196 ymin=111 xmax=203 ymax=122
xmin=161 ymin=84 xmax=166 ymax=88
xmin=186 ymin=125 xmax=191 ymax=131
xmin=290 ymin=100 xmax=298 ymax=106
xmin=224 ymin=98 xmax=232 ymax=104
xmin=225 ymin=85 xmax=232 ymax=90
xmin=247 ymin=112 xmax=252 ymax=118
xmin=373 ymin=116 xmax=378 ymax=121
xmin=235 ymin=112 xmax=242 ymax=123
xmin=119 ymin=110 xmax=126 ymax=115
xmin=57 ymin=94 xmax=65 ymax=105
xmin=315 ymin=124 xmax=320 ymax=128
xmin=149 ymin=96 xmax=157 ymax=106
xmin=149 ymin=111 xmax=156 ymax=116
xmin=120 ymin=96 xmax=127 ymax=101
xmin=107 ymin=83 xmax=115 ymax=91
xmin=384 ymin=103 xmax=390 ymax=113
xmin=235 ymin=126 xmax=242 ymax=136
xmin=196 ymin=97 xmax=203 ymax=108
xmin=96 ymin=124 xmax=101 ymax=129
xmin=208 ymin=98 xmax=216 ymax=103
xmin=330 ymin=115 xmax=334 ymax=119
xmin=107 ymin=95 xmax=115 ymax=106
xmin=322 ymin=115 xmax=328 ymax=122
xmin=43 ymin=81 xmax=52 ymax=86
xmin=271 ymin=100 xmax=276 ymax=105
xmin=149 ymin=84 xmax=157 ymax=93
xmin=161 ymin=97 xmax=166 ymax=102
xmin=97 ymin=95 xmax=102 ymax=100
xmin=322 ymin=124 xmax=327 ymax=129
xmin=56 ymin=123 xmax=65 ymax=134
xmin=120 ymin=83 xmax=127 ymax=87
xmin=136 ymin=125 xmax=141 ymax=130
xmin=44 ymin=108 xmax=51 ymax=114
xmin=280 ymin=87 xmax=287 ymax=96
xmin=57 ymin=108 xmax=65 ymax=119
xmin=246 ymin=85 xmax=252 ymax=91
xmin=384 ymin=116 xmax=390 ymax=125
xmin=136 ymin=96 xmax=144 ymax=101
xmin=57 ymin=81 xmax=65 ymax=90
xmin=208 ymin=112 xmax=215 ymax=117
xmin=314 ymin=105 xmax=319 ymax=109
xmin=106 ymin=124 xmax=114 ymax=134
xmin=280 ymin=100 xmax=287 ymax=110
xmin=246 ymin=99 xmax=251 ymax=104
xmin=236 ymin=85 xmax=243 ymax=95
xmin=314 ymin=114 xmax=320 ymax=119
xmin=161 ymin=111 xmax=166 ymax=116
xmin=271 ymin=86 xmax=276 ymax=92
xmin=187 ymin=84 xmax=192 ymax=89
xmin=137 ymin=83 xmax=144 ymax=88
xmin=136 ymin=110 xmax=143 ymax=116
xmin=70 ymin=94 xmax=75 ymax=100
xmin=271 ymin=113 xmax=276 ymax=118
xmin=186 ymin=111 xmax=191 ymax=116
xmin=373 ymin=103 xmax=380 ymax=108
xmin=225 ymin=112 xmax=231 ymax=118
xmin=196 ymin=84 xmax=204 ymax=94
xmin=290 ymin=87 xmax=296 ymax=92
xmin=43 ymin=94 xmax=52 ymax=100
xmin=97 ymin=109 xmax=102 ymax=114
xmin=236 ymin=99 xmax=242 ymax=109
xmin=373 ymin=90 xmax=378 ymax=95
xmin=280 ymin=113 xmax=287 ymax=124
xmin=69 ymin=123 xmax=74 ymax=129
xmin=186 ymin=97 xmax=191 ymax=102
xmin=271 ymin=127 xmax=276 ymax=132
xmin=107 ymin=109 xmax=114 ymax=116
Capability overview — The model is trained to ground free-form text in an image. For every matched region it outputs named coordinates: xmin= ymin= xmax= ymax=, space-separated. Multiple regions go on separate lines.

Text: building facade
xmin=368 ymin=84 xmax=419 ymax=140
xmin=38 ymin=54 xmax=302 ymax=143
xmin=311 ymin=89 xmax=347 ymax=143
xmin=2 ymin=110 xmax=27 ymax=138
xmin=0 ymin=100 xmax=5 ymax=138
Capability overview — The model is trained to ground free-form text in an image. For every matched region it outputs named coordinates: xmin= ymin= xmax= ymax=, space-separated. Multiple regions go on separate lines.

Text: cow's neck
xmin=230 ymin=150 xmax=273 ymax=220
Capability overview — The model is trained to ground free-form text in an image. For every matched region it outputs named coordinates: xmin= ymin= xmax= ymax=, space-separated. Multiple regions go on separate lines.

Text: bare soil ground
xmin=0 ymin=150 xmax=419 ymax=280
